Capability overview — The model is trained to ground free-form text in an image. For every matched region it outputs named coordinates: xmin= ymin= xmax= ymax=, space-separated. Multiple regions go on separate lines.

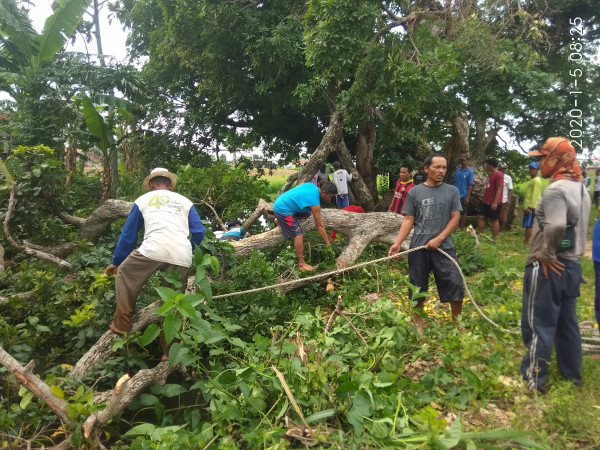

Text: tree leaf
xmin=163 ymin=314 xmax=181 ymax=347
xmin=346 ymin=389 xmax=373 ymax=434
xmin=139 ymin=324 xmax=160 ymax=346
xmin=431 ymin=416 xmax=462 ymax=449
xmin=19 ymin=391 xmax=34 ymax=409
xmin=35 ymin=0 xmax=90 ymax=67
xmin=80 ymin=94 xmax=112 ymax=151
xmin=210 ymin=256 xmax=220 ymax=275
xmin=176 ymin=298 xmax=197 ymax=319
xmin=51 ymin=385 xmax=65 ymax=399
xmin=305 ymin=408 xmax=336 ymax=424
xmin=124 ymin=423 xmax=157 ymax=437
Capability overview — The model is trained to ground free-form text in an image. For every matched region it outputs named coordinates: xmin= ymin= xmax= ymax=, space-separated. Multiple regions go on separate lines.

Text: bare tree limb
xmin=70 ymin=300 xmax=162 ymax=378
xmin=372 ymin=11 xmax=445 ymax=42
xmin=0 ymin=346 xmax=73 ymax=426
xmin=200 ymin=201 xmax=227 ymax=231
xmin=81 ymin=362 xmax=174 ymax=442
xmin=3 ymin=184 xmax=72 ymax=270
xmin=242 ymin=198 xmax=272 ymax=229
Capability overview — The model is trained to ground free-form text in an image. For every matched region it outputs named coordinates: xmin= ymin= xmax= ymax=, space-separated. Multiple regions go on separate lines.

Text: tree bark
xmin=70 ymin=300 xmax=162 ymax=378
xmin=473 ymin=116 xmax=500 ymax=167
xmin=444 ymin=111 xmax=470 ymax=183
xmin=0 ymin=346 xmax=73 ymax=426
xmin=355 ymin=113 xmax=378 ymax=200
xmin=64 ymin=137 xmax=78 ymax=186
xmin=81 ymin=362 xmax=174 ymax=443
xmin=242 ymin=198 xmax=272 ymax=229
xmin=284 ymin=112 xmax=344 ymax=188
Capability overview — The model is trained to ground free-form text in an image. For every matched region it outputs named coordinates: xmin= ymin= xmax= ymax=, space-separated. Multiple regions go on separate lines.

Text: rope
xmin=211 ymin=246 xmax=600 ymax=352
xmin=212 ymin=246 xmax=517 ymax=334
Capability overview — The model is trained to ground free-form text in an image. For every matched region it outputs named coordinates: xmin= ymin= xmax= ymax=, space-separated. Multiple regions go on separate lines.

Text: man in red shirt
xmin=388 ymin=165 xmax=415 ymax=215
xmin=477 ymin=158 xmax=503 ymax=241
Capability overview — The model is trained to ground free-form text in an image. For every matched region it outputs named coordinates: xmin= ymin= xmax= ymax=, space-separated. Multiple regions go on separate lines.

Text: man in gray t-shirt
xmin=389 ymin=154 xmax=463 ymax=335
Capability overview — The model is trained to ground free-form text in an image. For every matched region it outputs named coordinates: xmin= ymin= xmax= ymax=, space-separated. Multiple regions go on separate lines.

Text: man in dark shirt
xmin=388 ymin=165 xmax=415 ymax=215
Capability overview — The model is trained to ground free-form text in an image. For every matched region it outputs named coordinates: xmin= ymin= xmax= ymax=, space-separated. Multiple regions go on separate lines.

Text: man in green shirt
xmin=523 ymin=161 xmax=542 ymax=244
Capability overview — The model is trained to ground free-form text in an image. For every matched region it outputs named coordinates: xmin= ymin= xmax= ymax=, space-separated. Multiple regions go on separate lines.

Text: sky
xmin=29 ymin=0 xmax=129 ymax=63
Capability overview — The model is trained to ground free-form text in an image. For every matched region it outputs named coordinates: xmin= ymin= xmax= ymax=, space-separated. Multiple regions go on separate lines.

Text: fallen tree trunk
xmin=231 ymin=207 xmax=407 ymax=266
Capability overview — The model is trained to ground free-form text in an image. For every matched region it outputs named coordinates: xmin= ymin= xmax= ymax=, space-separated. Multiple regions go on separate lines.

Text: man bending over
xmin=273 ymin=181 xmax=337 ymax=271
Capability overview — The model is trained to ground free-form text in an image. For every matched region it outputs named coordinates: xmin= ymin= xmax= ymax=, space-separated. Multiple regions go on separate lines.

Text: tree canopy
xmin=111 ymin=0 xmax=599 ymax=206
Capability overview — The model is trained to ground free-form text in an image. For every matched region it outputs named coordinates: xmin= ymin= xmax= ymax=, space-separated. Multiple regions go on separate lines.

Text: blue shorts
xmin=274 ymin=211 xmax=312 ymax=238
xmin=336 ymin=194 xmax=349 ymax=208
xmin=522 ymin=211 xmax=535 ymax=228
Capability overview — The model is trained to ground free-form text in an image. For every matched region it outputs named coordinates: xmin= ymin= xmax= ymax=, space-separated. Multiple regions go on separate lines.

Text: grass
xmin=253 ymin=173 xmax=600 ymax=447
xmin=449 ymin=211 xmax=600 ymax=448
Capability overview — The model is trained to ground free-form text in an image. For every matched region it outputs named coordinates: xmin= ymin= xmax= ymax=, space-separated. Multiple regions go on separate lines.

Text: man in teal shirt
xmin=273 ymin=181 xmax=337 ymax=271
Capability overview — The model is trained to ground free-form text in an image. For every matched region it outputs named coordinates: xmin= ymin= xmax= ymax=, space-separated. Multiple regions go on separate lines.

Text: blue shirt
xmin=454 ymin=166 xmax=474 ymax=199
xmin=273 ymin=183 xmax=320 ymax=216
xmin=222 ymin=226 xmax=244 ymax=240
xmin=593 ymin=216 xmax=600 ymax=262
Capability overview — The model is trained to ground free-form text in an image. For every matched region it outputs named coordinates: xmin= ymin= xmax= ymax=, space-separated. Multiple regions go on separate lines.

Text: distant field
xmin=251 ymin=168 xmax=298 ymax=197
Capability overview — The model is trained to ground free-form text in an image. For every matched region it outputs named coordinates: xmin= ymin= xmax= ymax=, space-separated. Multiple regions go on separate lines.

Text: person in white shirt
xmin=104 ymin=168 xmax=205 ymax=361
xmin=498 ymin=164 xmax=513 ymax=232
xmin=332 ymin=161 xmax=356 ymax=207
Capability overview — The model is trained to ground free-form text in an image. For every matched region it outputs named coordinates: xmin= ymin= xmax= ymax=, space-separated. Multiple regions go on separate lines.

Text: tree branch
xmin=0 ymin=346 xmax=73 ymax=426
xmin=3 ymin=184 xmax=72 ymax=270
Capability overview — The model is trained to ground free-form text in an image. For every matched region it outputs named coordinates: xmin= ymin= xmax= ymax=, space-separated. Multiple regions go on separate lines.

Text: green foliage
xmin=175 ymin=162 xmax=269 ymax=227
xmin=1 ymin=145 xmax=75 ymax=244
xmin=452 ymin=231 xmax=487 ymax=275
xmin=2 ymin=212 xmax=600 ymax=447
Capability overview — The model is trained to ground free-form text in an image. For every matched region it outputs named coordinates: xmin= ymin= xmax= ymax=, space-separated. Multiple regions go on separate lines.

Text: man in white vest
xmin=105 ymin=168 xmax=205 ymax=360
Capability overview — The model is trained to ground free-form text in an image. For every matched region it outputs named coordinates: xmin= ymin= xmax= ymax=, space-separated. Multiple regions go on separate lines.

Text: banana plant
xmin=0 ymin=0 xmax=91 ymax=98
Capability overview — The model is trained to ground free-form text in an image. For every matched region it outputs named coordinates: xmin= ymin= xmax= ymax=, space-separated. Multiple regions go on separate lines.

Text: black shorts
xmin=460 ymin=197 xmax=469 ymax=215
xmin=408 ymin=248 xmax=464 ymax=303
xmin=594 ymin=191 xmax=600 ymax=200
xmin=274 ymin=211 xmax=312 ymax=238
xmin=478 ymin=202 xmax=499 ymax=221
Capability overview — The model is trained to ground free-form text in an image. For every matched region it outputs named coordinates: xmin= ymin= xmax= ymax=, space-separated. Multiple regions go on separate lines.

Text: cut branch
xmin=0 ymin=346 xmax=73 ymax=426
xmin=81 ymin=362 xmax=174 ymax=442
xmin=200 ymin=201 xmax=227 ymax=231
xmin=4 ymin=184 xmax=72 ymax=270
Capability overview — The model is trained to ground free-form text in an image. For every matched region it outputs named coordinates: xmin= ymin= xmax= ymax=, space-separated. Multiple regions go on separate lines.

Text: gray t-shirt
xmin=402 ymin=183 xmax=462 ymax=250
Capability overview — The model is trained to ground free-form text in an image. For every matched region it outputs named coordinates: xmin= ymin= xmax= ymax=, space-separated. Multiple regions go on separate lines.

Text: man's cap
xmin=527 ymin=137 xmax=571 ymax=157
xmin=332 ymin=161 xmax=341 ymax=168
xmin=498 ymin=163 xmax=508 ymax=170
xmin=142 ymin=167 xmax=177 ymax=192
xmin=528 ymin=161 xmax=539 ymax=169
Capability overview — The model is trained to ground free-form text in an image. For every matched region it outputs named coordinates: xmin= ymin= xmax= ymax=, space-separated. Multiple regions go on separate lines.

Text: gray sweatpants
xmin=520 ymin=259 xmax=583 ymax=392
xmin=112 ymin=250 xmax=189 ymax=333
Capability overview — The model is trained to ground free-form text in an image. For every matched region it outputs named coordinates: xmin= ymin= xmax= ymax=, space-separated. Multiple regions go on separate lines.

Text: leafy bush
xmin=176 ymin=162 xmax=269 ymax=227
